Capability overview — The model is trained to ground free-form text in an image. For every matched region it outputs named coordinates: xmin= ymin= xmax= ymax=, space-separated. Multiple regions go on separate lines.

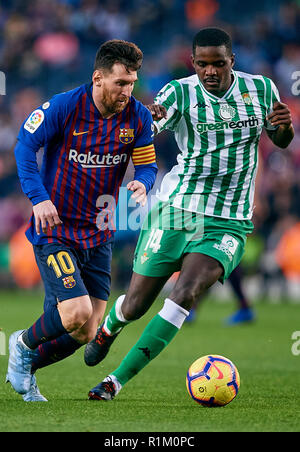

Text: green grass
xmin=0 ymin=289 xmax=300 ymax=432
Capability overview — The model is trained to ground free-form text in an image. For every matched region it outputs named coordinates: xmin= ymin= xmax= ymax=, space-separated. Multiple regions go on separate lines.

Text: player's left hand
xmin=127 ymin=180 xmax=147 ymax=207
xmin=267 ymin=102 xmax=292 ymax=129
xmin=146 ymin=104 xmax=167 ymax=121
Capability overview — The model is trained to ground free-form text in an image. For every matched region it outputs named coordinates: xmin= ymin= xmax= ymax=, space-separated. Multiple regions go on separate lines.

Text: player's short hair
xmin=94 ymin=39 xmax=143 ymax=72
xmin=193 ymin=28 xmax=232 ymax=56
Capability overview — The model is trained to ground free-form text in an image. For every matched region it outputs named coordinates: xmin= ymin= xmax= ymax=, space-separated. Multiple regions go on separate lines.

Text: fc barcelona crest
xmin=119 ymin=128 xmax=134 ymax=144
xmin=62 ymin=276 xmax=76 ymax=289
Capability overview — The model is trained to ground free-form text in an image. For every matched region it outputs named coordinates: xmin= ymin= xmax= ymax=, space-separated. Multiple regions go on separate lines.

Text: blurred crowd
xmin=0 ymin=0 xmax=299 ymax=295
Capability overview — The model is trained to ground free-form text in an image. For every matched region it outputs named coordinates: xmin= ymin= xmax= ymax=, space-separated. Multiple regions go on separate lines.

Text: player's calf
xmin=120 ymin=273 xmax=167 ymax=321
xmin=169 ymin=253 xmax=223 ymax=311
xmin=84 ymin=295 xmax=128 ymax=366
xmin=84 ymin=323 xmax=121 ymax=366
xmin=71 ymin=323 xmax=98 ymax=345
xmin=121 ymin=294 xmax=150 ymax=321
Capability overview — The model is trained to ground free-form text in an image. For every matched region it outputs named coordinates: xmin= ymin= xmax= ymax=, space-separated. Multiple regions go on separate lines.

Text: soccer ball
xmin=186 ymin=354 xmax=240 ymax=407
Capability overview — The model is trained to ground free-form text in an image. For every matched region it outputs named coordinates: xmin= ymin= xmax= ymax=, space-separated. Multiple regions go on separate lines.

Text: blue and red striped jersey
xmin=15 ymin=83 xmax=157 ymax=249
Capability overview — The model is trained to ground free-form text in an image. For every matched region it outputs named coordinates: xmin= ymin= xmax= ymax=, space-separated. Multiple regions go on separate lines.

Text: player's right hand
xmin=33 ymin=200 xmax=63 ymax=235
xmin=145 ymin=104 xmax=167 ymax=121
xmin=127 ymin=180 xmax=147 ymax=207
xmin=266 ymin=102 xmax=292 ymax=129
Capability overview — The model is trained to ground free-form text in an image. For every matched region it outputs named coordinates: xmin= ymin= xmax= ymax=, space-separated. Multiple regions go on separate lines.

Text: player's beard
xmin=102 ymin=87 xmax=129 ymax=115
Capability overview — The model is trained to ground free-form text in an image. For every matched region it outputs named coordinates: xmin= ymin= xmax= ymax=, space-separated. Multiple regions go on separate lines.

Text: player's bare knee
xmin=78 ymin=303 xmax=93 ymax=326
xmin=60 ymin=297 xmax=93 ymax=331
xmin=66 ymin=311 xmax=90 ymax=331
xmin=70 ymin=314 xmax=99 ymax=343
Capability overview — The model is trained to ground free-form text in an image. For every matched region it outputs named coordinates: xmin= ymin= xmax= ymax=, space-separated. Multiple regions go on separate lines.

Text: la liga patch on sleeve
xmin=24 ymin=109 xmax=45 ymax=134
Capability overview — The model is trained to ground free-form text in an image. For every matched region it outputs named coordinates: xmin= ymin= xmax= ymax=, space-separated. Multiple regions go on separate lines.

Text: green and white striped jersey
xmin=154 ymin=70 xmax=280 ymax=220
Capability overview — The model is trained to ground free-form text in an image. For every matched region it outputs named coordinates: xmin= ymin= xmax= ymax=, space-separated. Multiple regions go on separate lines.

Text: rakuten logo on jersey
xmin=68 ymin=149 xmax=128 ymax=168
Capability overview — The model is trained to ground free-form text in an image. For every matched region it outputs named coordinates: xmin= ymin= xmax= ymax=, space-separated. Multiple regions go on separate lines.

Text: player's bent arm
xmin=134 ymin=163 xmax=158 ymax=193
xmin=266 ymin=101 xmax=294 ymax=149
xmin=131 ymin=141 xmax=158 ymax=194
xmin=132 ymin=104 xmax=158 ymax=197
xmin=14 ymin=140 xmax=63 ymax=234
xmin=267 ymin=124 xmax=294 ymax=149
xmin=127 ymin=164 xmax=158 ymax=207
xmin=14 ymin=139 xmax=50 ymax=205
xmin=127 ymin=161 xmax=158 ymax=207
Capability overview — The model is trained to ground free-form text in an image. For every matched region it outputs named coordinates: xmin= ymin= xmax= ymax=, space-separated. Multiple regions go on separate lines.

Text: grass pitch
xmin=0 ymin=289 xmax=299 ymax=432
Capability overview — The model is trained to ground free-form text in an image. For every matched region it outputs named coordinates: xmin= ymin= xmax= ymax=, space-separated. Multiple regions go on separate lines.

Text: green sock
xmin=104 ymin=295 xmax=130 ymax=335
xmin=112 ymin=313 xmax=179 ymax=386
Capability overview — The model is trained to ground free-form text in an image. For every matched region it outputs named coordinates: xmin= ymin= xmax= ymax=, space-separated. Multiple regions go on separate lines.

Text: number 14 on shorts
xmin=144 ymin=229 xmax=164 ymax=254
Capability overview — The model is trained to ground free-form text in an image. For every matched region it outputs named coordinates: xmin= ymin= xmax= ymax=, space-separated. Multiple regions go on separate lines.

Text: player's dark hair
xmin=193 ymin=28 xmax=232 ymax=56
xmin=94 ymin=39 xmax=143 ymax=72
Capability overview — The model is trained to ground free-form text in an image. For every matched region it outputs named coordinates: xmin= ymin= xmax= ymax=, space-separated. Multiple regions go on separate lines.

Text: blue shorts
xmin=33 ymin=242 xmax=112 ymax=310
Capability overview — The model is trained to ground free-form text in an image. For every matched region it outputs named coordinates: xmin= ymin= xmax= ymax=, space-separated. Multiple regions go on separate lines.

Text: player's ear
xmin=190 ymin=54 xmax=195 ymax=69
xmin=231 ymin=53 xmax=235 ymax=68
xmin=93 ymin=69 xmax=104 ymax=87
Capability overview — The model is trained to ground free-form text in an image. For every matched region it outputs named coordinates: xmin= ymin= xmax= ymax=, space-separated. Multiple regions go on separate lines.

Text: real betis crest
xmin=242 ymin=93 xmax=254 ymax=105
xmin=141 ymin=252 xmax=149 ymax=264
xmin=119 ymin=128 xmax=134 ymax=144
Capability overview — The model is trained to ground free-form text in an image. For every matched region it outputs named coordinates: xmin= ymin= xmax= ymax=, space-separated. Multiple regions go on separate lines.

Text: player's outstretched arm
xmin=266 ymin=101 xmax=294 ymax=149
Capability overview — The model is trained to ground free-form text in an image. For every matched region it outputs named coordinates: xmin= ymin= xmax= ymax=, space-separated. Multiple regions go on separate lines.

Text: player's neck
xmin=207 ymin=73 xmax=234 ymax=98
xmin=93 ymin=99 xmax=115 ymax=119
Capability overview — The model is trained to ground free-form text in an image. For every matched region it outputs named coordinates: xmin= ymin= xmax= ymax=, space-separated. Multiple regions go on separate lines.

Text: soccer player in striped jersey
xmin=6 ymin=40 xmax=158 ymax=401
xmin=87 ymin=28 xmax=294 ymax=401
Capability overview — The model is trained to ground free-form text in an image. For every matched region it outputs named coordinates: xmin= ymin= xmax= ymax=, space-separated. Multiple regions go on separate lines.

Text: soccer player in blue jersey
xmin=6 ymin=39 xmax=158 ymax=401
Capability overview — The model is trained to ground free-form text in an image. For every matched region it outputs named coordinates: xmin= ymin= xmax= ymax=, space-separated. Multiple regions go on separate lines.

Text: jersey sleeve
xmin=269 ymin=79 xmax=281 ymax=107
xmin=132 ymin=106 xmax=156 ymax=167
xmin=17 ymin=93 xmax=69 ymax=148
xmin=131 ymin=106 xmax=157 ymax=193
xmin=153 ymin=81 xmax=182 ymax=134
xmin=263 ymin=78 xmax=281 ymax=132
xmin=15 ymin=93 xmax=70 ymax=205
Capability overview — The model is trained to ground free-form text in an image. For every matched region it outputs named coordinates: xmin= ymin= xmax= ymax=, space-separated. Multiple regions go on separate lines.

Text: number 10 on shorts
xmin=47 ymin=251 xmax=75 ymax=278
xmin=144 ymin=229 xmax=164 ymax=254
